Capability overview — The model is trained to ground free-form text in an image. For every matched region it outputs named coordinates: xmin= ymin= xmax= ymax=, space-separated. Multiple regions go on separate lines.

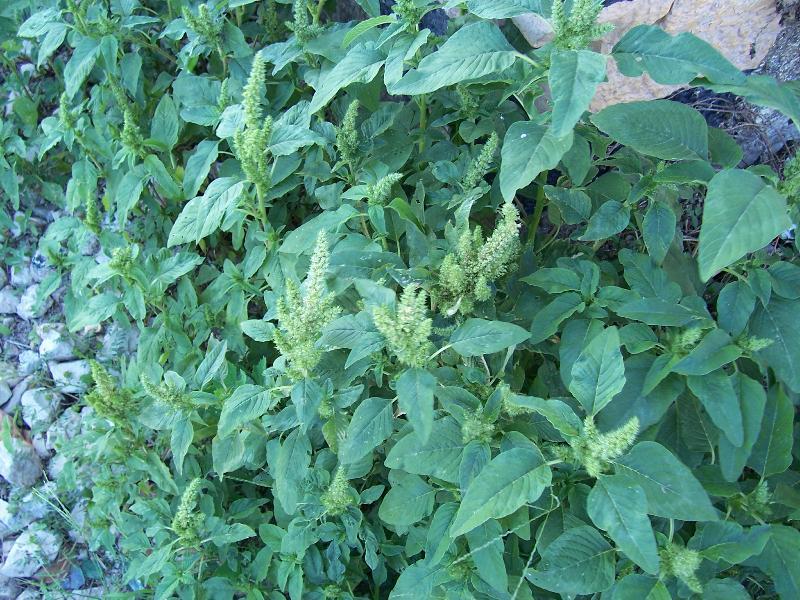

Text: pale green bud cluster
xmin=234 ymin=54 xmax=272 ymax=199
xmin=85 ymin=360 xmax=133 ymax=424
xmin=392 ymin=0 xmax=424 ymax=31
xmin=84 ymin=196 xmax=101 ymax=235
xmin=367 ymin=173 xmax=403 ymax=206
xmin=274 ymin=232 xmax=341 ymax=379
xmin=289 ymin=0 xmax=320 ymax=44
xmin=121 ymin=108 xmax=146 ymax=160
xmin=372 ymin=285 xmax=432 ymax=368
xmin=461 ymin=410 xmax=496 ymax=444
xmin=456 ymin=85 xmax=478 ymax=118
xmin=264 ymin=0 xmax=283 ymax=43
xmin=737 ymin=335 xmax=774 ymax=354
xmin=740 ymin=480 xmax=772 ymax=520
xmin=446 ymin=557 xmax=474 ymax=582
xmin=217 ymin=79 xmax=232 ymax=111
xmin=460 ymin=133 xmax=499 ymax=191
xmin=109 ymin=246 xmax=134 ymax=276
xmin=58 ymin=92 xmax=76 ymax=130
xmin=435 ymin=202 xmax=521 ymax=314
xmin=336 ymin=100 xmax=360 ymax=170
xmin=171 ymin=478 xmax=204 ymax=546
xmin=779 ymin=148 xmax=800 ymax=204
xmin=501 ymin=390 xmax=532 ymax=418
xmin=320 ymin=467 xmax=354 ymax=516
xmin=572 ymin=416 xmax=639 ymax=477
xmin=659 ymin=543 xmax=702 ymax=594
xmin=140 ymin=374 xmax=192 ymax=411
xmin=668 ymin=326 xmax=703 ymax=354
xmin=182 ymin=4 xmax=223 ymax=47
xmin=317 ymin=397 xmax=334 ymax=420
xmin=551 ymin=0 xmax=612 ymax=51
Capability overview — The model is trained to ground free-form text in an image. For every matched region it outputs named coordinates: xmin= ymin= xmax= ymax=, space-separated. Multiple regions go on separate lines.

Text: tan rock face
xmin=510 ymin=0 xmax=783 ymax=110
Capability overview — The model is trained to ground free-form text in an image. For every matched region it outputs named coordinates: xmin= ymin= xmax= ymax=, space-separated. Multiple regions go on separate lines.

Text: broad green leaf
xmin=616 ymin=298 xmax=697 ymax=327
xmin=212 ymin=432 xmax=245 ymax=478
xmin=450 ymin=447 xmax=551 ymax=537
xmin=449 ymin=318 xmax=530 ymax=357
xmin=717 ymin=280 xmax=756 ymax=336
xmin=183 ymin=140 xmax=219 ymax=199
xmin=194 ymin=338 xmax=228 ymax=389
xmin=549 ymin=49 xmax=607 ymax=137
xmin=544 ymin=185 xmax=591 ymax=224
xmin=569 ymin=326 xmax=626 ymax=415
xmin=308 ymin=42 xmax=385 ymax=113
xmin=291 ymin=378 xmax=323 ymax=433
xmin=240 ymin=320 xmax=276 ymax=342
xmin=588 ymin=475 xmax=659 ymax=574
xmin=580 ymin=201 xmax=631 ymax=241
xmin=379 ymin=471 xmax=435 ymax=528
xmin=170 ymin=416 xmax=193 ymax=476
xmin=67 ymin=293 xmax=120 ymax=332
xmin=718 ymin=373 xmax=767 ymax=481
xmin=698 ymin=169 xmax=791 ymax=281
xmin=339 ymin=397 xmax=394 ymax=464
xmin=279 ymin=205 xmax=359 ymax=254
xmin=389 ymin=561 xmax=435 ymax=599
xmin=466 ymin=0 xmax=548 ymax=18
xmin=385 ymin=417 xmax=464 ymax=483
xmin=218 ymin=385 xmax=274 ymax=438
xmin=690 ymin=521 xmax=770 ymax=564
xmin=643 ymin=201 xmax=676 ymax=264
xmin=273 ymin=429 xmax=311 ymax=513
xmin=769 ymin=261 xmax=800 ymax=299
xmin=610 ymin=574 xmax=671 ymax=600
xmin=150 ymin=95 xmax=179 ymax=151
xmin=396 ymin=368 xmax=435 ymax=443
xmin=342 ymin=15 xmax=395 ymax=47
xmin=612 ymin=25 xmax=745 ymax=86
xmin=748 ymin=385 xmax=793 ymax=478
xmin=505 ymin=395 xmax=582 ymax=437
xmin=591 ymin=100 xmax=708 ymax=160
xmin=697 ymin=74 xmax=800 ymax=127
xmin=500 ymin=122 xmax=573 ymax=201
xmin=466 ymin=520 xmax=507 ymax=591
xmin=168 ymin=178 xmax=245 ymax=246
xmin=64 ymin=37 xmax=100 ymax=98
xmin=613 ymin=442 xmax=717 ymax=521
xmin=748 ymin=525 xmax=800 ymax=599
xmin=522 ymin=267 xmax=581 ymax=294
xmin=527 ymin=526 xmax=615 ymax=595
xmin=530 ymin=292 xmax=586 ymax=344
xmin=749 ymin=297 xmax=800 ymax=393
xmin=393 ymin=22 xmax=516 ymax=95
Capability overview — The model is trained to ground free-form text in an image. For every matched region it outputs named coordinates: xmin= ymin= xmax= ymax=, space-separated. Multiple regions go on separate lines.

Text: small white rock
xmin=48 ymin=360 xmax=91 ymax=393
xmin=0 ymin=289 xmax=17 ymax=315
xmin=16 ymin=351 xmax=40 ymax=377
xmin=21 ymin=388 xmax=62 ymax=431
xmin=0 ymin=435 xmax=41 ymax=488
xmin=37 ymin=324 xmax=74 ymax=361
xmin=16 ymin=285 xmax=52 ymax=321
xmin=45 ymin=408 xmax=82 ymax=452
xmin=0 ymin=385 xmax=9 ymax=407
xmin=8 ymin=266 xmax=32 ymax=288
xmin=0 ymin=525 xmax=61 ymax=578
xmin=6 ymin=376 xmax=32 ymax=413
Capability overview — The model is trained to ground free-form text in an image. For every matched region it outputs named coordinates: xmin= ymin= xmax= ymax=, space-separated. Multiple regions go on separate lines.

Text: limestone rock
xmin=0 ymin=525 xmax=61 ymax=578
xmin=48 ymin=360 xmax=91 ymax=394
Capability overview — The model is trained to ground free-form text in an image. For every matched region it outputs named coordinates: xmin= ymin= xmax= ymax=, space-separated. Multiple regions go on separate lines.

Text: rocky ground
xmin=0 ymin=3 xmax=797 ymax=599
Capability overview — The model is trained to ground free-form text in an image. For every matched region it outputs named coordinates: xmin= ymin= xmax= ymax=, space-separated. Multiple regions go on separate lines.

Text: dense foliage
xmin=2 ymin=0 xmax=800 ymax=598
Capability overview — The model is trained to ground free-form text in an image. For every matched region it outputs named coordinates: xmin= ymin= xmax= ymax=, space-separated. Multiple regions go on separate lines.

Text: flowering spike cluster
xmin=84 ymin=196 xmax=101 ymax=234
xmin=264 ymin=0 xmax=283 ymax=43
xmin=461 ymin=410 xmax=496 ymax=444
xmin=392 ymin=0 xmax=425 ymax=31
xmin=461 ymin=133 xmax=499 ymax=191
xmin=779 ymin=152 xmax=800 ymax=204
xmin=367 ymin=173 xmax=402 ymax=206
xmin=171 ymin=478 xmax=204 ymax=545
xmin=573 ymin=416 xmax=639 ymax=477
xmin=435 ymin=202 xmax=521 ymax=314
xmin=668 ymin=326 xmax=703 ymax=354
xmin=372 ymin=285 xmax=432 ymax=368
xmin=274 ymin=232 xmax=341 ymax=379
xmin=182 ymin=3 xmax=223 ymax=47
xmin=320 ymin=467 xmax=354 ymax=516
xmin=140 ymin=374 xmax=192 ymax=411
xmin=456 ymin=85 xmax=478 ymax=118
xmin=336 ymin=100 xmax=360 ymax=170
xmin=109 ymin=246 xmax=134 ymax=276
xmin=737 ymin=335 xmax=775 ymax=354
xmin=58 ymin=92 xmax=76 ymax=130
xmin=551 ymin=0 xmax=612 ymax=50
xmin=659 ymin=543 xmax=702 ymax=593
xmin=289 ymin=0 xmax=320 ymax=44
xmin=234 ymin=54 xmax=272 ymax=199
xmin=85 ymin=360 xmax=133 ymax=424
xmin=121 ymin=108 xmax=146 ymax=160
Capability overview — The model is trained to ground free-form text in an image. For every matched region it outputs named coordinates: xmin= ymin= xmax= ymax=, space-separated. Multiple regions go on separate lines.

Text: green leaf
xmin=616 ymin=298 xmax=698 ymax=327
xmin=610 ymin=574 xmax=671 ymax=600
xmin=466 ymin=520 xmax=507 ymax=591
xmin=522 ymin=267 xmax=581 ymax=294
xmin=379 ymin=471 xmax=436 ymax=528
xmin=170 ymin=416 xmax=193 ymax=476
xmin=449 ymin=318 xmax=531 ymax=357
xmin=466 ymin=0 xmax=548 ymax=18
xmin=612 ymin=25 xmax=745 ymax=86
xmin=393 ymin=22 xmax=516 ymax=95
xmin=183 ymin=140 xmax=219 ymax=199
xmin=210 ymin=523 xmax=256 ymax=546
xmin=698 ymin=169 xmax=791 ymax=281
xmin=526 ymin=526 xmax=615 ymax=595
xmin=67 ymin=293 xmax=120 ymax=332
xmin=591 ymin=100 xmax=708 ymax=160
xmin=749 ymin=297 xmax=800 ymax=393
xmin=342 ymin=15 xmax=395 ymax=47
xmin=308 ymin=42 xmax=385 ymax=113
xmin=748 ymin=525 xmax=800 ymax=599
xmin=674 ymin=330 xmax=741 ymax=376
xmin=544 ymin=185 xmax=591 ymax=224
xmin=64 ymin=37 xmax=100 ymax=99
xmin=218 ymin=385 xmax=274 ymax=438
xmin=569 ymin=326 xmax=626 ymax=415
xmin=150 ymin=95 xmax=179 ymax=151
xmin=643 ymin=202 xmax=676 ymax=264
xmin=450 ymin=447 xmax=550 ymax=537
xmin=718 ymin=373 xmax=767 ymax=481
xmin=588 ymin=475 xmax=659 ymax=574
xmin=505 ymin=395 xmax=582 ymax=437
xmin=613 ymin=442 xmax=717 ymax=521
xmin=240 ymin=320 xmax=276 ymax=342
xmin=273 ymin=429 xmax=311 ymax=514
xmin=500 ymin=122 xmax=573 ymax=201
xmin=580 ymin=201 xmax=631 ymax=241
xmin=748 ymin=385 xmax=793 ymax=478
xmin=385 ymin=417 xmax=464 ymax=483
xmin=339 ymin=397 xmax=394 ymax=464
xmin=717 ymin=281 xmax=756 ymax=336
xmin=549 ymin=49 xmax=607 ymax=137
xmin=194 ymin=338 xmax=228 ymax=389
xmin=389 ymin=561 xmax=435 ymax=599
xmin=530 ymin=292 xmax=586 ymax=344
xmin=168 ymin=178 xmax=245 ymax=246
xmin=212 ymin=432 xmax=245 ymax=478
xmin=396 ymin=368 xmax=435 ymax=443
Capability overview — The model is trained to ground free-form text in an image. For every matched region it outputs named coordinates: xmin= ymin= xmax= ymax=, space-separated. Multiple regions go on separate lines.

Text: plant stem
xmin=417 ymin=94 xmax=428 ymax=155
xmin=528 ymin=173 xmax=548 ymax=247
